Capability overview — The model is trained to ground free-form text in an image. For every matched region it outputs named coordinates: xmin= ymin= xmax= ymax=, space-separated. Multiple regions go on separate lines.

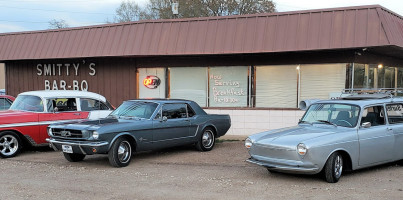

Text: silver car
xmin=245 ymin=94 xmax=403 ymax=183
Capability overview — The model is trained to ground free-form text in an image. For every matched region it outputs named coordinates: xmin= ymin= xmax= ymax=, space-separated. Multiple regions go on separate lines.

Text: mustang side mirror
xmin=161 ymin=116 xmax=168 ymax=122
xmin=361 ymin=122 xmax=371 ymax=128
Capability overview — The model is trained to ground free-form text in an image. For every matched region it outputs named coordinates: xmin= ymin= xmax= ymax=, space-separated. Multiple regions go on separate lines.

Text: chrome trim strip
xmin=46 ymin=138 xmax=108 ymax=147
xmin=0 ymin=119 xmax=79 ymax=128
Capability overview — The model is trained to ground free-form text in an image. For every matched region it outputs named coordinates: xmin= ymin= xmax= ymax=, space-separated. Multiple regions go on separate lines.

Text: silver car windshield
xmin=109 ymin=101 xmax=158 ymax=119
xmin=301 ymin=103 xmax=360 ymax=128
xmin=9 ymin=95 xmax=44 ymax=112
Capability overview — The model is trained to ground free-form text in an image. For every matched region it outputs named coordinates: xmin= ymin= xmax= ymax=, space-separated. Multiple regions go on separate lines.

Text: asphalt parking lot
xmin=1 ymin=140 xmax=403 ymax=200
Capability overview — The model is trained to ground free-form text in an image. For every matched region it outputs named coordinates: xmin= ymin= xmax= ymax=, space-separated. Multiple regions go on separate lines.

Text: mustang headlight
xmin=245 ymin=138 xmax=253 ymax=149
xmin=92 ymin=131 xmax=99 ymax=140
xmin=297 ymin=143 xmax=307 ymax=156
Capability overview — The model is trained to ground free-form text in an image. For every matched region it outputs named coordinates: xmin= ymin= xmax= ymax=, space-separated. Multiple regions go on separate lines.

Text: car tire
xmin=196 ymin=128 xmax=215 ymax=152
xmin=108 ymin=137 xmax=132 ymax=167
xmin=63 ymin=153 xmax=86 ymax=162
xmin=324 ymin=152 xmax=343 ymax=183
xmin=0 ymin=131 xmax=22 ymax=158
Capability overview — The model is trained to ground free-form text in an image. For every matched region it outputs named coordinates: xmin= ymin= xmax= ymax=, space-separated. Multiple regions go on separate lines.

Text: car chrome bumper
xmin=46 ymin=138 xmax=109 ymax=155
xmin=246 ymin=157 xmax=320 ymax=174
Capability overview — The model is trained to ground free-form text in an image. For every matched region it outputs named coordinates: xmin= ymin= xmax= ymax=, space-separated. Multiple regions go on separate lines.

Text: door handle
xmin=387 ymin=127 xmax=393 ymax=131
xmin=74 ymin=113 xmax=81 ymax=116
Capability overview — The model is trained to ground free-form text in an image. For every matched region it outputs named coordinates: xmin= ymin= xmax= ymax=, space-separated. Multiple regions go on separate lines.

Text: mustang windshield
xmin=109 ymin=101 xmax=158 ymax=119
xmin=301 ymin=103 xmax=360 ymax=127
xmin=9 ymin=95 xmax=44 ymax=112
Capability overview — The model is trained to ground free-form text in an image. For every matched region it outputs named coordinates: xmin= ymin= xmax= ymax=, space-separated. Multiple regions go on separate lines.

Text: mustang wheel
xmin=196 ymin=128 xmax=215 ymax=151
xmin=324 ymin=152 xmax=343 ymax=183
xmin=108 ymin=137 xmax=132 ymax=167
xmin=0 ymin=131 xmax=22 ymax=158
xmin=63 ymin=153 xmax=86 ymax=162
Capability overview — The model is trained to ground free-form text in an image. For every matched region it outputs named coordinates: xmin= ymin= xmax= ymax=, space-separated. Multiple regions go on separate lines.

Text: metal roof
xmin=0 ymin=5 xmax=402 ymax=61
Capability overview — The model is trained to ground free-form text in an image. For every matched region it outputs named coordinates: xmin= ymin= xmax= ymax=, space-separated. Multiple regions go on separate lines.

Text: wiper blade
xmin=298 ymin=120 xmax=312 ymax=125
xmin=316 ymin=120 xmax=337 ymax=127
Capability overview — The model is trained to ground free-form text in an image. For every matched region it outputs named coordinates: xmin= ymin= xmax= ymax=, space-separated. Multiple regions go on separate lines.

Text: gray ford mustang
xmin=246 ymin=94 xmax=403 ymax=183
xmin=46 ymin=99 xmax=231 ymax=167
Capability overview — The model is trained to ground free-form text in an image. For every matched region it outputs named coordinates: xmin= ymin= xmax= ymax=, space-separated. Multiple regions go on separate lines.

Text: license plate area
xmin=62 ymin=145 xmax=73 ymax=153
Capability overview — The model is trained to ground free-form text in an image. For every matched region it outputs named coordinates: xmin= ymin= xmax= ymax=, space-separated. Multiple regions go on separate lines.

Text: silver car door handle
xmin=387 ymin=127 xmax=393 ymax=131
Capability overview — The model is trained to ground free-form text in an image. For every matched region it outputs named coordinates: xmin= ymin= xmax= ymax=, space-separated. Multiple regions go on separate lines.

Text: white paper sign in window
xmin=208 ymin=66 xmax=248 ymax=107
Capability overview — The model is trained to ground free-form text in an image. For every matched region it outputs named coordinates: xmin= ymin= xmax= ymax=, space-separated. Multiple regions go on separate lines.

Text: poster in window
xmin=208 ymin=66 xmax=248 ymax=107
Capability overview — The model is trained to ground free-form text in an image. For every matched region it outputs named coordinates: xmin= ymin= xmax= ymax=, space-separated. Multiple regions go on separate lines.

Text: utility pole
xmin=172 ymin=0 xmax=179 ymax=18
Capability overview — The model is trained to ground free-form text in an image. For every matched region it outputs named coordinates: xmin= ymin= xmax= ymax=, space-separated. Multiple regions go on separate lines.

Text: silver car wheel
xmin=334 ymin=154 xmax=343 ymax=178
xmin=202 ymin=130 xmax=214 ymax=148
xmin=0 ymin=135 xmax=19 ymax=156
xmin=118 ymin=141 xmax=131 ymax=163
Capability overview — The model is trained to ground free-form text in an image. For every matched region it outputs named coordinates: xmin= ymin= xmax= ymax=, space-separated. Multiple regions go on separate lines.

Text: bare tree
xmin=112 ymin=0 xmax=276 ymax=22
xmin=113 ymin=0 xmax=149 ymax=22
xmin=48 ymin=19 xmax=69 ymax=29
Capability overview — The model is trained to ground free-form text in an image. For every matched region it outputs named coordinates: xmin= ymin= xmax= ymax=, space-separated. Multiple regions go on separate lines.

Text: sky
xmin=0 ymin=0 xmax=402 ymax=34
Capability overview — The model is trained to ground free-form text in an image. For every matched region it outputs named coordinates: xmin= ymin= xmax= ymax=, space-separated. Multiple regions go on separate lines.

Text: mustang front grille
xmin=52 ymin=128 xmax=83 ymax=138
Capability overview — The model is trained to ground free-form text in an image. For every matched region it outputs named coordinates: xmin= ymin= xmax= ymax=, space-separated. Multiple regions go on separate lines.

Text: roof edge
xmin=0 ymin=4 xmax=397 ymax=36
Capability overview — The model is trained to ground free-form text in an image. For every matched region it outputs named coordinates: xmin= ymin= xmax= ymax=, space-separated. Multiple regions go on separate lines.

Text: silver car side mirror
xmin=361 ymin=122 xmax=371 ymax=128
xmin=161 ymin=116 xmax=168 ymax=122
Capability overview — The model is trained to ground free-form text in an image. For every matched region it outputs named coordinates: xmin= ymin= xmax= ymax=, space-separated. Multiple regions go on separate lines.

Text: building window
xmin=255 ymin=65 xmax=298 ymax=108
xmin=208 ymin=66 xmax=249 ymax=107
xmin=353 ymin=64 xmax=399 ymax=89
xmin=169 ymin=67 xmax=208 ymax=107
xmin=138 ymin=68 xmax=166 ymax=98
xmin=300 ymin=64 xmax=346 ymax=101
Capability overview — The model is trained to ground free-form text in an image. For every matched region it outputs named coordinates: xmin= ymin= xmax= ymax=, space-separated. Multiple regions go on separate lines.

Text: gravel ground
xmin=1 ymin=141 xmax=403 ymax=200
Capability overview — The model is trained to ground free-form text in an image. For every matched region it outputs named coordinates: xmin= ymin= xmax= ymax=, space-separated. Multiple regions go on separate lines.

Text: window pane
xmin=353 ymin=63 xmax=365 ymax=88
xmin=361 ymin=106 xmax=385 ymax=126
xmin=10 ymin=95 xmax=44 ymax=112
xmin=255 ymin=65 xmax=297 ymax=108
xmin=377 ymin=66 xmax=395 ymax=88
xmin=162 ymin=104 xmax=187 ymax=119
xmin=208 ymin=66 xmax=248 ymax=107
xmin=48 ymin=98 xmax=77 ymax=112
xmin=138 ymin=68 xmax=166 ymax=98
xmin=386 ymin=104 xmax=403 ymax=124
xmin=81 ymin=98 xmax=109 ymax=111
xmin=0 ymin=98 xmax=11 ymax=110
xmin=170 ymin=67 xmax=207 ymax=107
xmin=300 ymin=64 xmax=346 ymax=101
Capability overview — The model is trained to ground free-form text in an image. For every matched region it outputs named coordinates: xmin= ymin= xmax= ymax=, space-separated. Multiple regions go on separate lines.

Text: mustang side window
xmin=386 ymin=104 xmax=403 ymax=124
xmin=187 ymin=104 xmax=196 ymax=117
xmin=162 ymin=104 xmax=188 ymax=119
xmin=361 ymin=106 xmax=385 ymax=126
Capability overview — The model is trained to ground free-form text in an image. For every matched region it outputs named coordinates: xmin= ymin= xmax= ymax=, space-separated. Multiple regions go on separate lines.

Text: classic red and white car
xmin=0 ymin=90 xmax=114 ymax=158
xmin=0 ymin=95 xmax=15 ymax=110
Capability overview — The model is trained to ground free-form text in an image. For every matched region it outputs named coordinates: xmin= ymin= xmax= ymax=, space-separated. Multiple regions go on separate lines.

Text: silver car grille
xmin=251 ymin=143 xmax=298 ymax=160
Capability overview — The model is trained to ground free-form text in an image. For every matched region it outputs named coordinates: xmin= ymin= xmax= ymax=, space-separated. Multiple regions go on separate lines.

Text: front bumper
xmin=46 ymin=138 xmax=109 ymax=155
xmin=246 ymin=156 xmax=320 ymax=174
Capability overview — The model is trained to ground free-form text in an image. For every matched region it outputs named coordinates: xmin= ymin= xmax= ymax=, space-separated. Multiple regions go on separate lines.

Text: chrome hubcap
xmin=0 ymin=135 xmax=18 ymax=156
xmin=334 ymin=155 xmax=343 ymax=178
xmin=202 ymin=131 xmax=214 ymax=148
xmin=117 ymin=141 xmax=131 ymax=163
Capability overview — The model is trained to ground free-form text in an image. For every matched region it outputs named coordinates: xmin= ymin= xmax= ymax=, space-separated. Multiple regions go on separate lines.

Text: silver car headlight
xmin=297 ymin=143 xmax=307 ymax=156
xmin=92 ymin=131 xmax=99 ymax=140
xmin=245 ymin=138 xmax=253 ymax=149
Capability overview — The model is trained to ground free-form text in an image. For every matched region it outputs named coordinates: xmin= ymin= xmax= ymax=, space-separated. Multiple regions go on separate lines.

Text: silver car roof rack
xmin=341 ymin=88 xmax=403 ymax=100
